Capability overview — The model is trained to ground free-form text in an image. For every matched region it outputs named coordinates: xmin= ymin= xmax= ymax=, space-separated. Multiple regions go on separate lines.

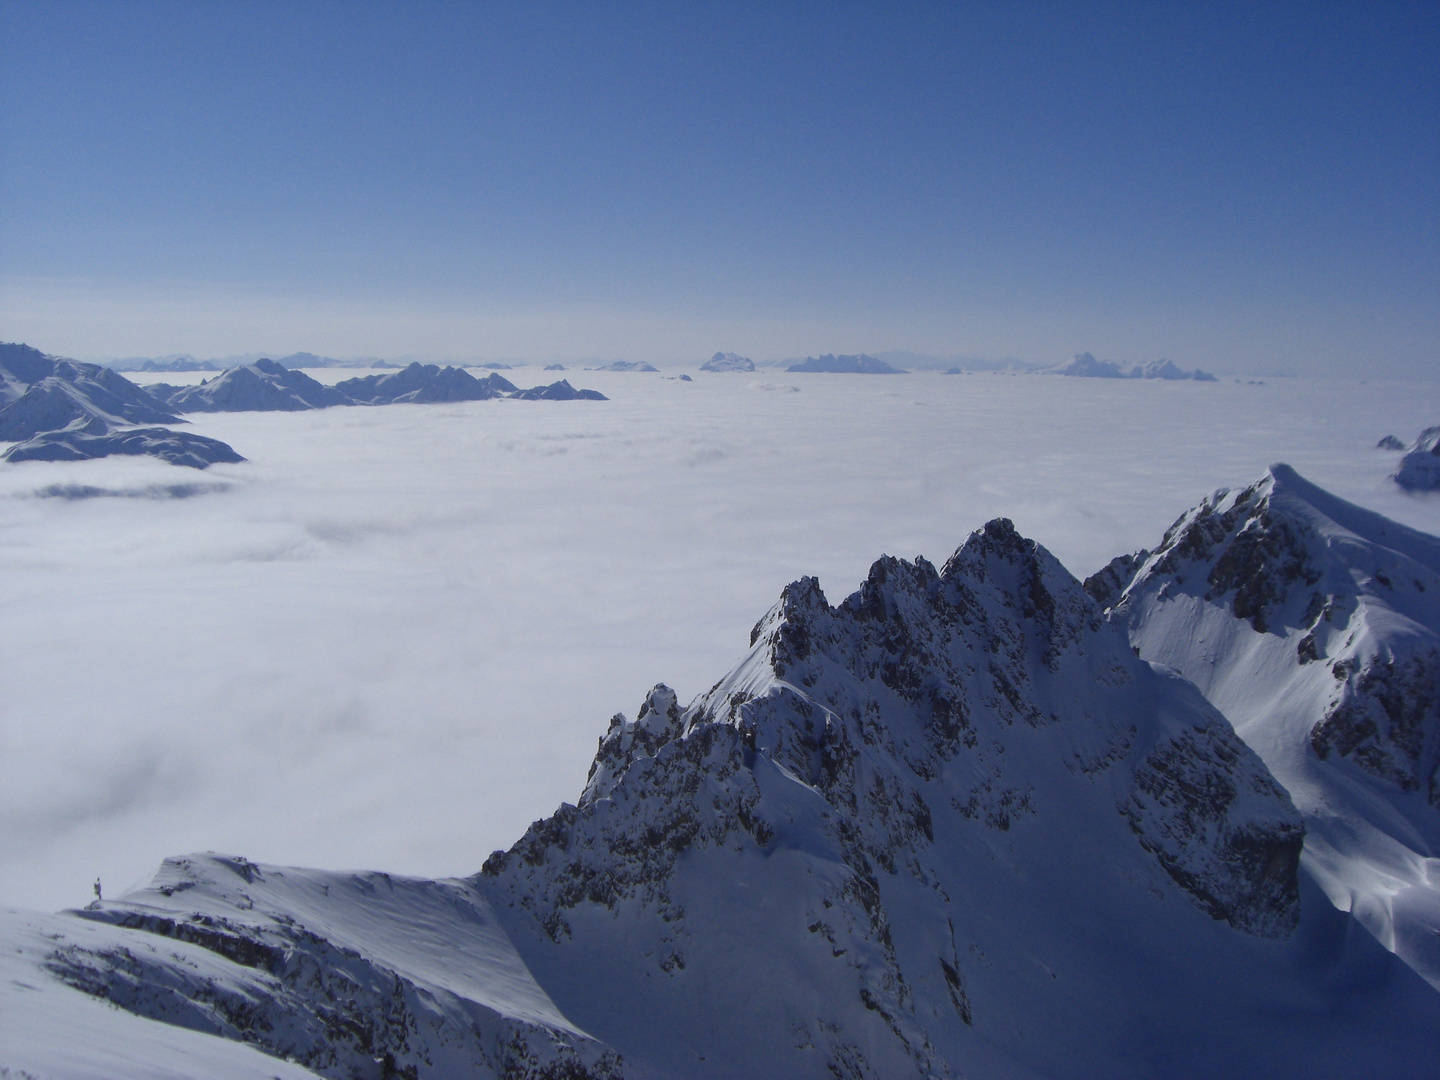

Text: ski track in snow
xmin=0 ymin=370 xmax=1436 ymax=914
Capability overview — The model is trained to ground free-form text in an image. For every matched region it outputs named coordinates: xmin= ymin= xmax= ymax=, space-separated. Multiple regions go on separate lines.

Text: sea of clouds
xmin=2 ymin=369 xmax=1437 ymax=911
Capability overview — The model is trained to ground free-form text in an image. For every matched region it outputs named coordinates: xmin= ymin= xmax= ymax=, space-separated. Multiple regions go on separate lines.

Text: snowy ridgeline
xmin=0 ymin=345 xmax=607 ymax=469
xmin=4 ymin=466 xmax=1439 ymax=1079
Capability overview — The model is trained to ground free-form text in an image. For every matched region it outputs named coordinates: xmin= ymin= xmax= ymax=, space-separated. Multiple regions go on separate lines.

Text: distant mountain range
xmin=699 ymin=352 xmax=755 ymax=372
xmin=6 ymin=470 xmax=1437 ymax=1076
xmin=787 ymin=353 xmax=906 ymax=374
xmin=106 ymin=352 xmax=405 ymax=372
xmin=1056 ymin=352 xmax=1218 ymax=381
xmin=147 ymin=360 xmax=608 ymax=412
xmin=1 ymin=345 xmax=607 ymax=469
xmin=588 ymin=360 xmax=660 ymax=372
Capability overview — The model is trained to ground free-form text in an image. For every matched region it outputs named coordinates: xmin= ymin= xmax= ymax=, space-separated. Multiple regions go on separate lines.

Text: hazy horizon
xmin=2 ymin=3 xmax=1436 ymax=377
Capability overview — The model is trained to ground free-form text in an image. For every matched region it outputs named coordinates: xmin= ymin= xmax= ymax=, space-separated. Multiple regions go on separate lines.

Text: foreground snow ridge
xmin=7 ymin=506 xmax=1440 ymax=1078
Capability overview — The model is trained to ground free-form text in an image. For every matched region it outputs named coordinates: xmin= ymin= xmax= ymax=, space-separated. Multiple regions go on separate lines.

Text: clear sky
xmin=1 ymin=2 xmax=1436 ymax=374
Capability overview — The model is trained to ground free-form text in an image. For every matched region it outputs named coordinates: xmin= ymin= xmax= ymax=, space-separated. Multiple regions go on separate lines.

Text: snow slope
xmin=4 ymin=854 xmax=621 ymax=1079
xmin=1094 ymin=464 xmax=1440 ymax=989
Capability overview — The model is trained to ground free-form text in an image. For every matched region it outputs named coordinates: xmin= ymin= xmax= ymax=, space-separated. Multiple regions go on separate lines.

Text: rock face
xmin=3 ymin=426 xmax=244 ymax=468
xmin=1055 ymin=352 xmax=1216 ymax=381
xmin=1394 ymin=425 xmax=1440 ymax=492
xmin=158 ymin=359 xmax=351 ymax=412
xmin=1093 ymin=464 xmax=1440 ymax=988
xmin=787 ymin=353 xmax=904 ymax=374
xmin=335 ymin=363 xmax=517 ymax=405
xmin=699 ymin=352 xmax=755 ymax=372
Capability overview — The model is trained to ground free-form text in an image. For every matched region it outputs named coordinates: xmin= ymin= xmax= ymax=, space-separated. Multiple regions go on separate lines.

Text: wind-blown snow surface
xmin=1 ymin=371 xmax=1438 ymax=922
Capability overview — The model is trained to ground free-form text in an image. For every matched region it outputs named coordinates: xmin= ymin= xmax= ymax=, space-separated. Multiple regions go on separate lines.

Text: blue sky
xmin=1 ymin=2 xmax=1435 ymax=373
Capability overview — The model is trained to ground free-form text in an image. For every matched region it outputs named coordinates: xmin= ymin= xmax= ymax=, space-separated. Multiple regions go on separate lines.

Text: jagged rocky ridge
xmin=1090 ymin=464 xmax=1440 ymax=989
xmin=24 ymin=515 xmax=1440 ymax=1079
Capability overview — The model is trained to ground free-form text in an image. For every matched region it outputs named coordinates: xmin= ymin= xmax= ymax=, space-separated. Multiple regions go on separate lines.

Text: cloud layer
xmin=1 ymin=370 xmax=1437 ymax=910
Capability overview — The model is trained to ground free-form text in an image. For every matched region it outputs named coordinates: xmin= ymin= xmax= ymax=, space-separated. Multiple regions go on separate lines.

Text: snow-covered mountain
xmin=153 ymin=359 xmax=352 ymax=412
xmin=510 ymin=379 xmax=608 ymax=401
xmin=335 ymin=364 xmax=518 ymax=405
xmin=0 ymin=342 xmax=243 ymax=467
xmin=786 ymin=353 xmax=905 ymax=374
xmin=699 ymin=352 xmax=755 ymax=372
xmin=1054 ymin=353 xmax=1216 ymax=381
xmin=5 ymin=426 xmax=245 ymax=468
xmin=589 ymin=361 xmax=659 ymax=373
xmin=146 ymin=361 xmax=608 ymax=411
xmin=1392 ymin=425 xmax=1440 ymax=492
xmin=1 ymin=342 xmax=183 ymax=437
xmin=8 ymin=513 xmax=1436 ymax=1078
xmin=1090 ymin=464 xmax=1440 ymax=990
